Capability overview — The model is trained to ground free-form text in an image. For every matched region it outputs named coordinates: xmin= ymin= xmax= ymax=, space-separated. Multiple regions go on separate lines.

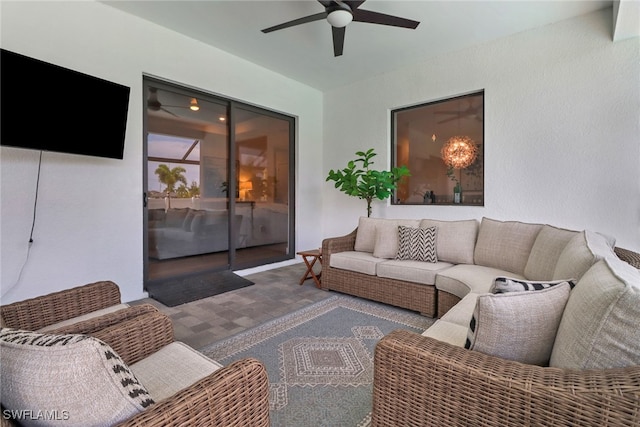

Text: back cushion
xmin=524 ymin=225 xmax=577 ymax=280
xmin=474 ymin=217 xmax=542 ymax=275
xmin=0 ymin=329 xmax=154 ymax=426
xmin=552 ymin=230 xmax=615 ymax=281
xmin=373 ymin=219 xmax=420 ymax=259
xmin=354 ymin=217 xmax=383 ymax=252
xmin=420 ymin=219 xmax=479 ymax=264
xmin=550 ymin=257 xmax=640 ymax=369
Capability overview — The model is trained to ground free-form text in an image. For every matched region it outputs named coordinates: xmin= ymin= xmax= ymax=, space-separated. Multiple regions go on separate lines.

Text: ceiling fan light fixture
xmin=189 ymin=98 xmax=200 ymax=111
xmin=327 ymin=9 xmax=352 ymax=28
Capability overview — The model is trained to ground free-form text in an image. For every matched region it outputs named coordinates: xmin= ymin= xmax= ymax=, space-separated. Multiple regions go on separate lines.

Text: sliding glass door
xmin=143 ymin=79 xmax=294 ymax=284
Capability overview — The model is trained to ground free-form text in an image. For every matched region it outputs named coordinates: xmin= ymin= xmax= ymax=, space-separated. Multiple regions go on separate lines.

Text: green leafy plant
xmin=154 ymin=164 xmax=187 ymax=208
xmin=326 ymin=148 xmax=410 ymax=217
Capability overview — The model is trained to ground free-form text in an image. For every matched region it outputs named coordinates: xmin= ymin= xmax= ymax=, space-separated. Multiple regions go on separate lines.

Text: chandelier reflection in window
xmin=441 ymin=135 xmax=478 ymax=169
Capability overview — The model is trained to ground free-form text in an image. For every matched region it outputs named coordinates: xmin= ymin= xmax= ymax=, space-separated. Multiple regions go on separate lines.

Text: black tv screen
xmin=1 ymin=49 xmax=130 ymax=159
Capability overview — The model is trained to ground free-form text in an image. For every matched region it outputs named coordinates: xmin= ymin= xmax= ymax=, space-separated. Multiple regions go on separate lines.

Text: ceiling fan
xmin=435 ymin=99 xmax=483 ymax=124
xmin=261 ymin=0 xmax=420 ymax=57
xmin=147 ymin=87 xmax=199 ymax=117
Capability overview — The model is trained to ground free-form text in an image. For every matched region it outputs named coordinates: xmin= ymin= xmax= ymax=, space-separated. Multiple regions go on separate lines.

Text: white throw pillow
xmin=0 ymin=328 xmax=153 ymax=427
xmin=464 ymin=282 xmax=571 ymax=366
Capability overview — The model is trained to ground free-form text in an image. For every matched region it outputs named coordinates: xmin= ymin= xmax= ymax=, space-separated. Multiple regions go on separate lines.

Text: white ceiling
xmin=103 ymin=0 xmax=623 ymax=91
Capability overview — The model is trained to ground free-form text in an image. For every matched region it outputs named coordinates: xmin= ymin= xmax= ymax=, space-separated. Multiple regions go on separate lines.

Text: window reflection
xmin=392 ymin=91 xmax=484 ymax=205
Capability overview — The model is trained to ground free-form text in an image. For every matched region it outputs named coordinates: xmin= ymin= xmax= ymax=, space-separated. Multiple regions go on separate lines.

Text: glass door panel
xmin=145 ymin=84 xmax=231 ymax=281
xmin=233 ymin=107 xmax=292 ymax=267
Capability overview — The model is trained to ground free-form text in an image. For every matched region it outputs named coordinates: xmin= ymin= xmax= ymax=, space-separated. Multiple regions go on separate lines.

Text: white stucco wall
xmin=0 ymin=1 xmax=324 ymax=304
xmin=323 ymin=8 xmax=640 ymax=252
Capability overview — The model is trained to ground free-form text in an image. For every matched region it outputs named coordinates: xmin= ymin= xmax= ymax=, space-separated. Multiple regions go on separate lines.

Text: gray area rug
xmin=200 ymin=294 xmax=434 ymax=427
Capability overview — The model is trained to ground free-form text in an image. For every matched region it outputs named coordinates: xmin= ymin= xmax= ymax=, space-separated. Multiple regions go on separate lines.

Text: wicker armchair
xmin=1 ymin=308 xmax=271 ymax=427
xmin=372 ymin=329 xmax=640 ymax=427
xmin=1 ymin=280 xmax=124 ymax=331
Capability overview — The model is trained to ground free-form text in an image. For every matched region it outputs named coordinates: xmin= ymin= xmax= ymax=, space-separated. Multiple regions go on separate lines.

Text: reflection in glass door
xmin=233 ymin=106 xmax=292 ymax=267
xmin=143 ymin=79 xmax=294 ymax=284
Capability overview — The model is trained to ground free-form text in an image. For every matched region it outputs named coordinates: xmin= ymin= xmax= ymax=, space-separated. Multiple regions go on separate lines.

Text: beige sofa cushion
xmin=0 ymin=329 xmax=153 ymax=426
xmin=377 ymin=259 xmax=453 ymax=285
xmin=552 ymin=230 xmax=615 ymax=281
xmin=550 ymin=257 xmax=640 ymax=369
xmin=439 ymin=293 xmax=479 ymax=327
xmin=37 ymin=303 xmax=131 ymax=332
xmin=435 ymin=264 xmax=525 ymax=299
xmin=131 ymin=342 xmax=222 ymax=402
xmin=354 ymin=217 xmax=384 ymax=252
xmin=474 ymin=217 xmax=542 ymax=275
xmin=524 ymin=225 xmax=577 ymax=280
xmin=330 ymin=251 xmax=385 ymax=276
xmin=422 ymin=320 xmax=468 ymax=347
xmin=419 ymin=219 xmax=479 ymax=264
xmin=465 ymin=283 xmax=571 ymax=365
xmin=372 ymin=219 xmax=420 ymax=259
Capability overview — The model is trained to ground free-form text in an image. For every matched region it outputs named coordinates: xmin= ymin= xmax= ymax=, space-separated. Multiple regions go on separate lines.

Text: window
xmin=391 ymin=91 xmax=484 ymax=206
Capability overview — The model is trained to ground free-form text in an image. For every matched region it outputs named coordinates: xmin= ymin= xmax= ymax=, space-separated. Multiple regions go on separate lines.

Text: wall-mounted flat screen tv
xmin=1 ymin=49 xmax=130 ymax=159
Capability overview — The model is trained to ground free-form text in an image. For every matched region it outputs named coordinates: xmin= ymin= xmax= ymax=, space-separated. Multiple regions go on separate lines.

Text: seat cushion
xmin=550 ymin=256 xmax=640 ymax=369
xmin=37 ymin=303 xmax=130 ymax=332
xmin=130 ymin=342 xmax=222 ymax=402
xmin=0 ymin=329 xmax=153 ymax=427
xmin=435 ymin=264 xmax=524 ymax=298
xmin=329 ymin=251 xmax=385 ymax=276
xmin=377 ymin=259 xmax=453 ymax=285
xmin=465 ymin=283 xmax=571 ymax=366
xmin=474 ymin=217 xmax=543 ymax=275
xmin=422 ymin=320 xmax=468 ymax=347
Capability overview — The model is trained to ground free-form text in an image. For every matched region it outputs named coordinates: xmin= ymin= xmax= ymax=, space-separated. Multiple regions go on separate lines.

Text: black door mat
xmin=146 ymin=270 xmax=255 ymax=307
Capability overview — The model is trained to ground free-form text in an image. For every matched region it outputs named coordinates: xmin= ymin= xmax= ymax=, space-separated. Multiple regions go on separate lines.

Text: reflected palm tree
xmin=155 ymin=164 xmax=187 ymax=209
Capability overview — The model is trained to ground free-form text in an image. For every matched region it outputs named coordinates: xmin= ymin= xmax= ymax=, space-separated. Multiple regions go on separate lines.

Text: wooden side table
xmin=297 ymin=249 xmax=322 ymax=288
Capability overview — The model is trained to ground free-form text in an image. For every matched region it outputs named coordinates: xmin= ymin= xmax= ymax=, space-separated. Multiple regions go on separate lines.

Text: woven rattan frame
xmin=48 ymin=303 xmax=158 ymax=335
xmin=1 ymin=308 xmax=270 ymax=427
xmin=615 ymin=246 xmax=640 ymax=269
xmin=91 ymin=308 xmax=175 ymax=365
xmin=373 ymin=329 xmax=640 ymax=426
xmin=322 ymin=229 xmax=437 ymax=317
xmin=1 ymin=280 xmax=121 ymax=330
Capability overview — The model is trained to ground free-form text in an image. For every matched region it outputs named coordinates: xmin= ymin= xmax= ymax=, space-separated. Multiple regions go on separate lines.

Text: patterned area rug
xmin=200 ymin=294 xmax=434 ymax=427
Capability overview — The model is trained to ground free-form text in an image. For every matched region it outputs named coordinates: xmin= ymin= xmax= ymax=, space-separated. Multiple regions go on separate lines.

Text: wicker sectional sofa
xmin=321 ymin=216 xmax=640 ymax=426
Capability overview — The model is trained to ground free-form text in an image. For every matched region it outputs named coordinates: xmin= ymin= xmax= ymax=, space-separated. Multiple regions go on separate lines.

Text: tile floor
xmin=130 ymin=263 xmax=331 ymax=349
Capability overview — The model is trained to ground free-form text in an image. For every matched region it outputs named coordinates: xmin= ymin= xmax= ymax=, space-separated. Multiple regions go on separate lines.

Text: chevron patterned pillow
xmin=395 ymin=226 xmax=437 ymax=262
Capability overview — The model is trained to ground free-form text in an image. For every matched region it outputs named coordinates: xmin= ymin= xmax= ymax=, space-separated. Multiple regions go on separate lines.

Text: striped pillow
xmin=491 ymin=277 xmax=576 ymax=294
xmin=395 ymin=226 xmax=437 ymax=263
xmin=0 ymin=328 xmax=153 ymax=426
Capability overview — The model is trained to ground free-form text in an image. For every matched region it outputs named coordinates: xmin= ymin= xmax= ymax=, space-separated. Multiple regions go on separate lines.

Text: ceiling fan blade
xmin=437 ymin=116 xmax=460 ymax=124
xmin=332 ymin=26 xmax=345 ymax=57
xmin=352 ymin=9 xmax=419 ymax=29
xmin=434 ymin=111 xmax=463 ymax=115
xmin=160 ymin=107 xmax=180 ymax=118
xmin=262 ymin=12 xmax=327 ymax=33
xmin=342 ymin=1 xmax=366 ymax=10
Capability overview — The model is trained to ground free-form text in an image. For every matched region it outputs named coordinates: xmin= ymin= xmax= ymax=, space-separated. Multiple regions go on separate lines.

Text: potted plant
xmin=326 ymin=148 xmax=410 ymax=217
xmin=446 ymin=167 xmax=462 ymax=203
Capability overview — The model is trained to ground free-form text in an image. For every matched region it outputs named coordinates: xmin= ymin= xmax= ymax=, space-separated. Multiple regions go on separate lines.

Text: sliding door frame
xmin=142 ymin=76 xmax=296 ymax=284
